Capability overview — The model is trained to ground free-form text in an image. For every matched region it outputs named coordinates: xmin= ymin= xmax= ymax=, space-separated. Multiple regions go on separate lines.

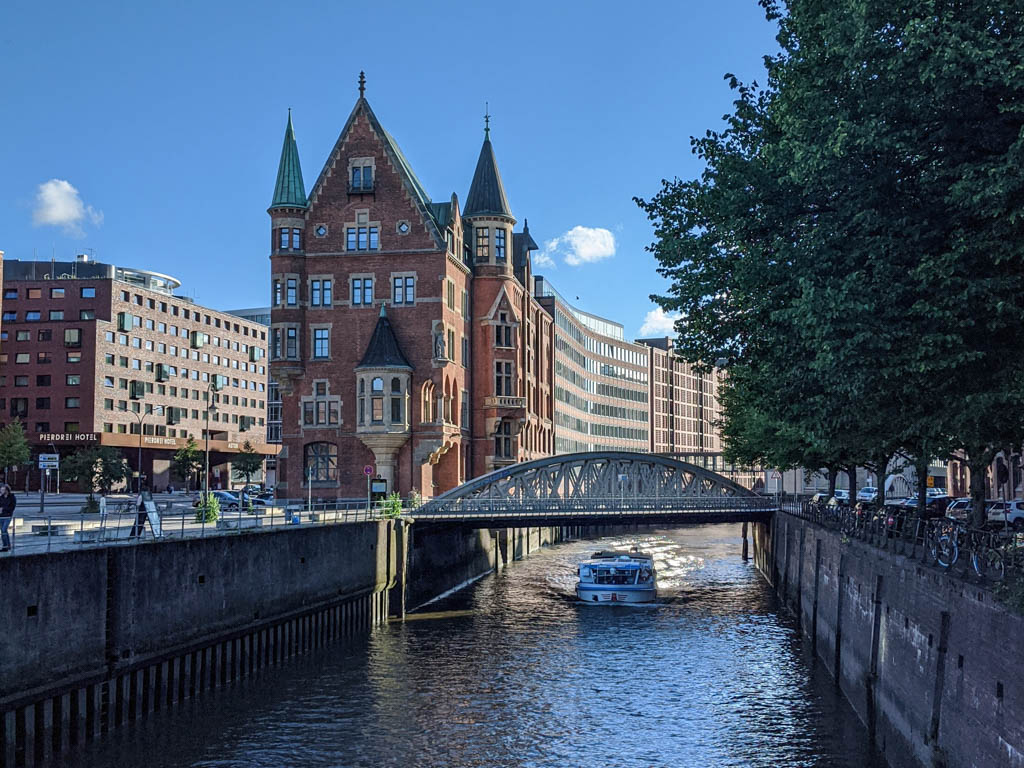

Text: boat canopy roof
xmin=589 ymin=550 xmax=653 ymax=561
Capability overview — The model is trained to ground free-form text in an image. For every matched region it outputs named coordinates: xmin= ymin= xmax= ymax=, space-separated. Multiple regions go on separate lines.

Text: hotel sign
xmin=36 ymin=433 xmax=100 ymax=443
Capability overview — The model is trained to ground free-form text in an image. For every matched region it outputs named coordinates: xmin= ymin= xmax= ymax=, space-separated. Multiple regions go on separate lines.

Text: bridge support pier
xmin=741 ymin=521 xmax=749 ymax=561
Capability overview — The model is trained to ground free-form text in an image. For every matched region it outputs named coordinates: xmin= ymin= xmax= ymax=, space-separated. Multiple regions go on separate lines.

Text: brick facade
xmin=268 ymin=94 xmax=554 ymax=500
xmin=0 ymin=259 xmax=273 ymax=491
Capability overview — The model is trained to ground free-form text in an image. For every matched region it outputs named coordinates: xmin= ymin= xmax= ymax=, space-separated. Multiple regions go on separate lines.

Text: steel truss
xmin=418 ymin=451 xmax=773 ymax=519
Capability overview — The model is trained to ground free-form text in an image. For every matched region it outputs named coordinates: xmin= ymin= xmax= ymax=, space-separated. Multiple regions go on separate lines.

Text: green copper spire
xmin=270 ymin=109 xmax=307 ymax=210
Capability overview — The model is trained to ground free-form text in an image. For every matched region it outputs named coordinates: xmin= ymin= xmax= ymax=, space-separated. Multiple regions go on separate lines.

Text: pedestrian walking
xmin=129 ymin=490 xmax=150 ymax=538
xmin=0 ymin=484 xmax=16 ymax=552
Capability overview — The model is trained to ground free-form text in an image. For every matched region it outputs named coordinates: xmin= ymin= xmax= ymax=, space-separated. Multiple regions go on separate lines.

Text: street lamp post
xmin=202 ymin=376 xmax=225 ymax=507
xmin=119 ymin=405 xmax=164 ymax=494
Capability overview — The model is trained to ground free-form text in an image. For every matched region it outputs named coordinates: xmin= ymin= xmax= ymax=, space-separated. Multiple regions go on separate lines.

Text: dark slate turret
xmin=356 ymin=305 xmax=412 ymax=369
xmin=463 ymin=117 xmax=512 ymax=220
xmin=270 ymin=110 xmax=307 ymax=210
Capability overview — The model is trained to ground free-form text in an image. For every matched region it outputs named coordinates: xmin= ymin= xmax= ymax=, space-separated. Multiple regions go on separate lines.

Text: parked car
xmin=987 ymin=501 xmax=1024 ymax=531
xmin=192 ymin=490 xmax=242 ymax=510
xmin=831 ymin=489 xmax=850 ymax=504
xmin=810 ymin=492 xmax=830 ymax=504
xmin=857 ymin=486 xmax=878 ymax=503
xmin=944 ymin=498 xmax=972 ymax=519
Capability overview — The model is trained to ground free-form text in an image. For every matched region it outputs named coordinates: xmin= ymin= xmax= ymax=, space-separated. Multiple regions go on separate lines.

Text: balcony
xmin=484 ymin=396 xmax=527 ymax=409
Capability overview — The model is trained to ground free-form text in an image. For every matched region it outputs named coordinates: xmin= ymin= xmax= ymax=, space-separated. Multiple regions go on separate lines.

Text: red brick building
xmin=268 ymin=82 xmax=553 ymax=500
xmin=0 ymin=258 xmax=275 ymax=491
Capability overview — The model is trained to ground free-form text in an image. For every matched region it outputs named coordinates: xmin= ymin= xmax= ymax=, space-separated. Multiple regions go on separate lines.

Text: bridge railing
xmin=416 ymin=495 xmax=777 ymax=518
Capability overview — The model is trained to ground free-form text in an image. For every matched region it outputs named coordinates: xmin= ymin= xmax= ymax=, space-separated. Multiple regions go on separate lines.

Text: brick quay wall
xmin=754 ymin=511 xmax=1024 ymax=768
xmin=0 ymin=520 xmax=585 ymax=767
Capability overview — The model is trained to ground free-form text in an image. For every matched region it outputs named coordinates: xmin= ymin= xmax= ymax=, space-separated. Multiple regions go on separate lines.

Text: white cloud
xmin=532 ymin=251 xmax=556 ymax=269
xmin=638 ymin=306 xmax=682 ymax=337
xmin=543 ymin=225 xmax=616 ymax=266
xmin=32 ymin=179 xmax=103 ymax=237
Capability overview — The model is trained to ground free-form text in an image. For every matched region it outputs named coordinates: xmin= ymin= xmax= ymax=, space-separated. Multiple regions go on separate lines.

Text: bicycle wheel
xmin=932 ymin=532 xmax=958 ymax=568
xmin=972 ymin=545 xmax=1005 ymax=581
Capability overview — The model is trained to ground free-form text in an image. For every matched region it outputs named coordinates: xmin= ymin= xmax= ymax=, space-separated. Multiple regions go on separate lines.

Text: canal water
xmin=66 ymin=524 xmax=883 ymax=767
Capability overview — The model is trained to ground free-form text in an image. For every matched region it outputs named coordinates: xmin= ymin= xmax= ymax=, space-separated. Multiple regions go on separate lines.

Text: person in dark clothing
xmin=129 ymin=491 xmax=150 ymax=538
xmin=0 ymin=484 xmax=16 ymax=552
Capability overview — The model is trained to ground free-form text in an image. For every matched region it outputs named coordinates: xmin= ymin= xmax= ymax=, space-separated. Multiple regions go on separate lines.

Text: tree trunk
xmin=969 ymin=458 xmax=988 ymax=529
xmin=827 ymin=466 xmax=837 ymax=498
xmin=916 ymin=458 xmax=928 ymax=517
xmin=847 ymin=467 xmax=858 ymax=503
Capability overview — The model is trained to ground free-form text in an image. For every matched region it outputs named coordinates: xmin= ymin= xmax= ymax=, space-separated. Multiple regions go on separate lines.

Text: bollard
xmin=79 ymin=512 xmax=85 ymax=548
xmin=47 ymin=515 xmax=52 ymax=553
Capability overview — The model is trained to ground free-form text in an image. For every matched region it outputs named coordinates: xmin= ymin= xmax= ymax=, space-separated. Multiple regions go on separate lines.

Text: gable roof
xmin=306 ymin=97 xmax=446 ymax=249
xmin=270 ymin=110 xmax=308 ymax=210
xmin=356 ymin=305 xmax=413 ymax=370
xmin=464 ymin=136 xmax=513 ymax=220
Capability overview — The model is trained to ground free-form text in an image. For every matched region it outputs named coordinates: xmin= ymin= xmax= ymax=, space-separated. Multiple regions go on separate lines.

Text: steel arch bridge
xmin=414 ymin=451 xmax=776 ymax=528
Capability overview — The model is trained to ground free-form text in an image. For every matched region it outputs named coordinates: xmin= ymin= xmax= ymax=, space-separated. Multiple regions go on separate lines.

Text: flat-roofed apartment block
xmin=638 ymin=336 xmax=758 ymax=488
xmin=267 ymin=80 xmax=553 ymax=500
xmin=535 ymin=277 xmax=650 ymax=454
xmin=0 ymin=257 xmax=275 ymax=491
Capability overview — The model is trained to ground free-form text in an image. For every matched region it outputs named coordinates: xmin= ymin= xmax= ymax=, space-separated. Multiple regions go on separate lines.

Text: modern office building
xmin=226 ymin=306 xmax=281 ymax=488
xmin=535 ymin=277 xmax=650 ymax=454
xmin=267 ymin=83 xmax=553 ymax=500
xmin=0 ymin=257 xmax=277 ymax=491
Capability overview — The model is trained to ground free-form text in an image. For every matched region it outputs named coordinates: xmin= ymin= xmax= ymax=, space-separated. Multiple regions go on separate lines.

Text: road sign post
xmin=364 ymin=465 xmax=374 ymax=512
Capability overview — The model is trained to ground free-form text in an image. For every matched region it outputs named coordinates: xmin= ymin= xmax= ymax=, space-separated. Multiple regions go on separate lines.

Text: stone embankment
xmin=755 ymin=511 xmax=1024 ymax=768
xmin=0 ymin=519 xmax=583 ymax=767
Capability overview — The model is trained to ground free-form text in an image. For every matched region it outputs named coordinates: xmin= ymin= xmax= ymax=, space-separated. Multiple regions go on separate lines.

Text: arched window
xmin=371 ymin=377 xmax=384 ymax=422
xmin=391 ymin=377 xmax=401 ymax=393
xmin=304 ymin=442 xmax=338 ymax=482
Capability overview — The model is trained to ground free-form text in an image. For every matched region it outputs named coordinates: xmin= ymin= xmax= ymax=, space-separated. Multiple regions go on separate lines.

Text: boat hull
xmin=576 ymin=584 xmax=657 ymax=604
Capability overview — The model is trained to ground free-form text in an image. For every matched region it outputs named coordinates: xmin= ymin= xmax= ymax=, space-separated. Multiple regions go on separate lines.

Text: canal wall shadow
xmin=0 ymin=519 xmax=598 ymax=767
xmin=753 ymin=512 xmax=1024 ymax=768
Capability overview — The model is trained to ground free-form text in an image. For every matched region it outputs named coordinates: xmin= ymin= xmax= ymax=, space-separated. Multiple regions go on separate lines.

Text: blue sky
xmin=1 ymin=0 xmax=778 ymax=339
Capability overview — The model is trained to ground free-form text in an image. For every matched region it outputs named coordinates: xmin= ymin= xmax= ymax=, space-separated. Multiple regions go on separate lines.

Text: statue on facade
xmin=434 ymin=331 xmax=446 ymax=360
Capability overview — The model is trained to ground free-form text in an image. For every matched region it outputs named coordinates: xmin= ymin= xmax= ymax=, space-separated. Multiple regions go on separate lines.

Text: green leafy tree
xmin=172 ymin=437 xmax=203 ymax=492
xmin=62 ymin=446 xmax=130 ymax=498
xmin=232 ymin=441 xmax=263 ymax=492
xmin=637 ymin=0 xmax=1024 ymax=526
xmin=0 ymin=422 xmax=31 ymax=484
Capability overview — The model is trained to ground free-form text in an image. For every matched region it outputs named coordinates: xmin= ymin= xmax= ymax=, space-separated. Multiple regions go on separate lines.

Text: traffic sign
xmin=770 ymin=470 xmax=782 ymax=480
xmin=38 ymin=454 xmax=59 ymax=469
xmin=364 ymin=465 xmax=374 ymax=476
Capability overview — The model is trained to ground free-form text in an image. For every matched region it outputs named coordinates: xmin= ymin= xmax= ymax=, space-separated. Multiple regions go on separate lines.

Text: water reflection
xmin=65 ymin=524 xmax=883 ymax=768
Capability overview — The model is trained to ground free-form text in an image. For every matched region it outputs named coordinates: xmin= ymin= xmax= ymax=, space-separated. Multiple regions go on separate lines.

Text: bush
xmin=81 ymin=497 xmax=100 ymax=515
xmin=408 ymin=490 xmax=422 ymax=510
xmin=383 ymin=491 xmax=402 ymax=519
xmin=194 ymin=493 xmax=220 ymax=523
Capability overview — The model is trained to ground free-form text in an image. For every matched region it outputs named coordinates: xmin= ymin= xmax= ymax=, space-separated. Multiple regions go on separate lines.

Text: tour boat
xmin=576 ymin=549 xmax=657 ymax=604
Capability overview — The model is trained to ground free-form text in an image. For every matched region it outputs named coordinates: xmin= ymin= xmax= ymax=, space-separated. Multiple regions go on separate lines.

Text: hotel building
xmin=0 ymin=257 xmax=276 ymax=491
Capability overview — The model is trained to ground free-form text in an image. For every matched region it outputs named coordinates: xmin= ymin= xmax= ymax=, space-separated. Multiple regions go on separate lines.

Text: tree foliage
xmin=232 ymin=441 xmax=263 ymax=490
xmin=62 ymin=446 xmax=130 ymax=498
xmin=172 ymin=438 xmax=202 ymax=491
xmin=637 ymin=0 xmax=1024 ymax=525
xmin=0 ymin=422 xmax=31 ymax=482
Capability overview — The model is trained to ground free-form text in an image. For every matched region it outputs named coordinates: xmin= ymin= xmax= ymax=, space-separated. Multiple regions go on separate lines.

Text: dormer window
xmin=495 ymin=312 xmax=513 ymax=347
xmin=351 ymin=165 xmax=373 ymax=191
xmin=495 ymin=228 xmax=507 ymax=261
